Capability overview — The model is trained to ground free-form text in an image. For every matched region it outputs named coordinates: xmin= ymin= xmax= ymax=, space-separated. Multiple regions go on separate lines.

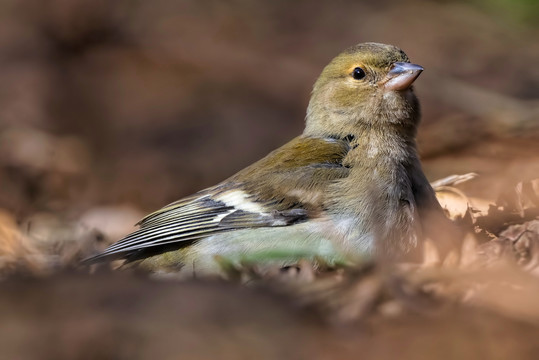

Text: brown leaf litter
xmin=0 ymin=175 xmax=538 ymax=359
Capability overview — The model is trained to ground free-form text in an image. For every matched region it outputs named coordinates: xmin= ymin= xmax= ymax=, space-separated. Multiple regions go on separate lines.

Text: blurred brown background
xmin=0 ymin=0 xmax=538 ymax=242
xmin=0 ymin=2 xmax=538 ymax=358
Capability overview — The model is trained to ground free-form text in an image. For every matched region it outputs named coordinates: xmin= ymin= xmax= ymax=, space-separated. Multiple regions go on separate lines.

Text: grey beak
xmin=384 ymin=62 xmax=424 ymax=91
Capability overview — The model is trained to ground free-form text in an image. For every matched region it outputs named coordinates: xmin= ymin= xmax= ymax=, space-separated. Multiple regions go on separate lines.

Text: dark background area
xmin=0 ymin=0 xmax=538 ymax=242
xmin=1 ymin=2 xmax=539 ymax=359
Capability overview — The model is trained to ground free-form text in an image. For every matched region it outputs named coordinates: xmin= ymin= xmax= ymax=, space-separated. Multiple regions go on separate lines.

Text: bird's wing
xmin=85 ymin=136 xmax=351 ymax=262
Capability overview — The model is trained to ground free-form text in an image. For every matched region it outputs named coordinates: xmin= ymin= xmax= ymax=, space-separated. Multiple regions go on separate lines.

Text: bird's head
xmin=305 ymin=42 xmax=423 ymax=137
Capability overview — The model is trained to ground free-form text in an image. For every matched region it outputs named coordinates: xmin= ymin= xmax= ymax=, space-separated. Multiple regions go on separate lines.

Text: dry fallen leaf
xmin=0 ymin=209 xmax=45 ymax=276
xmin=435 ymin=186 xmax=471 ymax=221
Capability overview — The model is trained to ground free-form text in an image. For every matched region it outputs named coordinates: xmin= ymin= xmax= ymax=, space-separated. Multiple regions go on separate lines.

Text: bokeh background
xmin=0 ymin=0 xmax=538 ymax=257
xmin=1 ymin=1 xmax=539 ymax=359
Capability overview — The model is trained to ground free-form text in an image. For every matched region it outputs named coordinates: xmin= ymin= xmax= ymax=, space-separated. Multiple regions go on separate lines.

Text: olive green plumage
xmin=85 ymin=42 xmax=452 ymax=275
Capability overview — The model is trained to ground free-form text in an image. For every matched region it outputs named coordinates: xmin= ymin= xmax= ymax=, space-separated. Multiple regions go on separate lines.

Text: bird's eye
xmin=352 ymin=67 xmax=366 ymax=80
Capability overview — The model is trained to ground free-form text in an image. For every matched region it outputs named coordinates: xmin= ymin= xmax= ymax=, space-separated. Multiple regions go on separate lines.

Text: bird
xmin=85 ymin=42 xmax=455 ymax=276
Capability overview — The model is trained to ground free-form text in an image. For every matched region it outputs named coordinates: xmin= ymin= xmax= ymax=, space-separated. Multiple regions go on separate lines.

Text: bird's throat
xmin=344 ymin=124 xmax=418 ymax=166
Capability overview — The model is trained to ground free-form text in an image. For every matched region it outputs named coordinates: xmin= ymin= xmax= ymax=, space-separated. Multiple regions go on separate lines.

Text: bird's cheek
xmin=331 ymin=88 xmax=367 ymax=109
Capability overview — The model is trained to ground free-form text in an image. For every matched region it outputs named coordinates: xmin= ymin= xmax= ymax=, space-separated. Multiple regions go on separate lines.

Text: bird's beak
xmin=383 ymin=62 xmax=424 ymax=91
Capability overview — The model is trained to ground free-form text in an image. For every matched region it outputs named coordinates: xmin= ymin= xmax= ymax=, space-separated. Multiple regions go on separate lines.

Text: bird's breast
xmin=324 ymin=154 xmax=420 ymax=255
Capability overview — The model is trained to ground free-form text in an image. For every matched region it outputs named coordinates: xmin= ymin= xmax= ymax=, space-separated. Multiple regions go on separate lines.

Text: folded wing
xmin=84 ymin=136 xmax=351 ymax=263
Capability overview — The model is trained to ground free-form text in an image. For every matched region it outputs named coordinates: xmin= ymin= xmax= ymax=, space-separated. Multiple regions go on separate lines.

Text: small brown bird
xmin=86 ymin=42 xmax=454 ymax=275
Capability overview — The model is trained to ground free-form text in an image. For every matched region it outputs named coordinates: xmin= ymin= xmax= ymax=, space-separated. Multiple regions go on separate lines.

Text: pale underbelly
xmin=137 ymin=218 xmax=374 ymax=276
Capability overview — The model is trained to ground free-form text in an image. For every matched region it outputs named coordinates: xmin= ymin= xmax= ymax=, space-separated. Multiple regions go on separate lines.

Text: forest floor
xmin=0 ymin=0 xmax=538 ymax=358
